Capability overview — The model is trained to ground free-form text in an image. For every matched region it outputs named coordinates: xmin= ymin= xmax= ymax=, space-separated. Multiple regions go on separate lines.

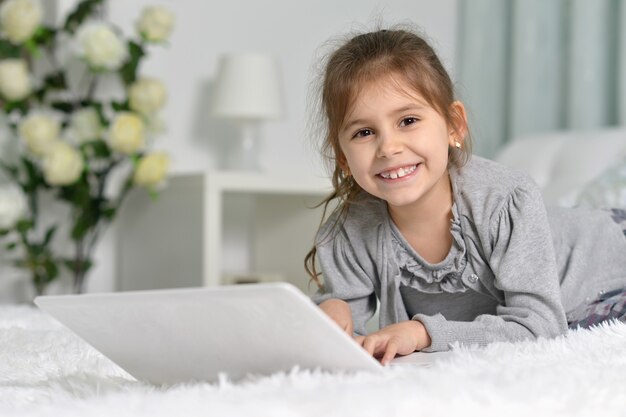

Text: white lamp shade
xmin=212 ymin=53 xmax=285 ymax=120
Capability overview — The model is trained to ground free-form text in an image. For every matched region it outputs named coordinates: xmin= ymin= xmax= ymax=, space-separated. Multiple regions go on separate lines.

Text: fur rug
xmin=1 ymin=305 xmax=626 ymax=417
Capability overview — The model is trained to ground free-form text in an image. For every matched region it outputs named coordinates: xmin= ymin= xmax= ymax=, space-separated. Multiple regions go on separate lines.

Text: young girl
xmin=305 ymin=27 xmax=626 ymax=365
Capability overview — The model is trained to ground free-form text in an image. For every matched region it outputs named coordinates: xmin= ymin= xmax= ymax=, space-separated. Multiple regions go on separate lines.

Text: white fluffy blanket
xmin=1 ymin=305 xmax=626 ymax=417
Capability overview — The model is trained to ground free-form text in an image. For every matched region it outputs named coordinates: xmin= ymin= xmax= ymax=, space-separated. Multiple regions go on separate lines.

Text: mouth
xmin=377 ymin=164 xmax=419 ymax=180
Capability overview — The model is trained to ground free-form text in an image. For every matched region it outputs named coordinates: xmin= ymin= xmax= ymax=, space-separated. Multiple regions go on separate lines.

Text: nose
xmin=376 ymin=131 xmax=403 ymax=159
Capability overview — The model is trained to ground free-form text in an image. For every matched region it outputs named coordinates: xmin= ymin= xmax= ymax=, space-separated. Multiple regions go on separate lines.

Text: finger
xmin=346 ymin=320 xmax=354 ymax=336
xmin=362 ymin=336 xmax=379 ymax=356
xmin=341 ymin=319 xmax=354 ymax=336
xmin=354 ymin=335 xmax=365 ymax=345
xmin=381 ymin=340 xmax=398 ymax=366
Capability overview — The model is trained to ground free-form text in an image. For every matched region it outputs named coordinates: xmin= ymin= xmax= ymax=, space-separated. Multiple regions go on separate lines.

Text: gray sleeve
xmin=311 ymin=228 xmax=377 ymax=336
xmin=415 ymin=183 xmax=568 ymax=352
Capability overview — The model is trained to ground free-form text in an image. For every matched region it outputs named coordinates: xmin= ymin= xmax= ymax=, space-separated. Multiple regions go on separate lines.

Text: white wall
xmin=18 ymin=0 xmax=459 ymax=295
xmin=106 ymin=0 xmax=459 ymax=176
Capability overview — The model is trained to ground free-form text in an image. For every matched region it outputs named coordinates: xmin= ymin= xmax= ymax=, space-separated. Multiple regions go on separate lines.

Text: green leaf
xmin=16 ymin=219 xmax=33 ymax=234
xmin=50 ymin=100 xmax=74 ymax=113
xmin=42 ymin=259 xmax=59 ymax=282
xmin=21 ymin=157 xmax=43 ymax=192
xmin=63 ymin=0 xmax=105 ymax=34
xmin=82 ymin=140 xmax=111 ymax=158
xmin=149 ymin=189 xmax=160 ymax=201
xmin=33 ymin=87 xmax=46 ymax=102
xmin=67 ymin=182 xmax=103 ymax=241
xmin=43 ymin=226 xmax=57 ymax=246
xmin=71 ymin=222 xmax=89 ymax=241
xmin=44 ymin=71 xmax=68 ymax=90
xmin=3 ymin=100 xmax=29 ymax=114
xmin=131 ymin=153 xmax=141 ymax=166
xmin=71 ymin=207 xmax=99 ymax=240
xmin=13 ymin=259 xmax=26 ymax=268
xmin=0 ymin=39 xmax=20 ymax=59
xmin=5 ymin=242 xmax=17 ymax=251
xmin=24 ymin=39 xmax=40 ymax=57
xmin=62 ymin=258 xmax=93 ymax=275
xmin=57 ymin=176 xmax=90 ymax=205
xmin=31 ymin=27 xmax=56 ymax=47
xmin=91 ymin=102 xmax=109 ymax=126
xmin=119 ymin=41 xmax=146 ymax=85
xmin=111 ymin=100 xmax=130 ymax=112
xmin=33 ymin=72 xmax=67 ymax=103
xmin=102 ymin=207 xmax=116 ymax=220
xmin=0 ymin=161 xmax=19 ymax=181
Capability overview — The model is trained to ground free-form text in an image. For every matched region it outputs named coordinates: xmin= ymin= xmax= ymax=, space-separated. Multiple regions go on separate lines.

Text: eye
xmin=400 ymin=117 xmax=419 ymax=127
xmin=352 ymin=128 xmax=374 ymax=139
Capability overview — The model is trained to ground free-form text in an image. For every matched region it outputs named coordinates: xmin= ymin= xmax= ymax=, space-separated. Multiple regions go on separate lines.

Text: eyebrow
xmin=341 ymin=104 xmax=427 ymax=135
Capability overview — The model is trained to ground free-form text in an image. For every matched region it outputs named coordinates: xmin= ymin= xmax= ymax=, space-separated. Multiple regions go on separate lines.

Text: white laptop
xmin=34 ymin=282 xmax=445 ymax=385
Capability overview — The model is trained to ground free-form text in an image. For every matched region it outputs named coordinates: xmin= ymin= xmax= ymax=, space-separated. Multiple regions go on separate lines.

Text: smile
xmin=378 ymin=164 xmax=418 ymax=179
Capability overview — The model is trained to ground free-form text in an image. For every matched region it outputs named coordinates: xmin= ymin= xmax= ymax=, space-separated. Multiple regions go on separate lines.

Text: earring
xmin=454 ymin=141 xmax=461 ymax=149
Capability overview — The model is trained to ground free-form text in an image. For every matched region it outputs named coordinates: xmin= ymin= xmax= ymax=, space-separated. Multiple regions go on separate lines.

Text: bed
xmin=1 ymin=305 xmax=625 ymax=416
xmin=3 ymin=128 xmax=626 ymax=416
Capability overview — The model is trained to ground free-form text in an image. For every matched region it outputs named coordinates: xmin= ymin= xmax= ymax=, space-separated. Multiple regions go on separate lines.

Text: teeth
xmin=380 ymin=165 xmax=416 ymax=179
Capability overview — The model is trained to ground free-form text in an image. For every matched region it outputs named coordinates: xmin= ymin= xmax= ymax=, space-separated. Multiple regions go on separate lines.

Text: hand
xmin=319 ymin=298 xmax=353 ymax=335
xmin=355 ymin=320 xmax=431 ymax=366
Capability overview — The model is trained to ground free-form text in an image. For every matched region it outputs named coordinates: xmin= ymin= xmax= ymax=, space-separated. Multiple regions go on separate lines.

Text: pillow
xmin=577 ymin=160 xmax=626 ymax=208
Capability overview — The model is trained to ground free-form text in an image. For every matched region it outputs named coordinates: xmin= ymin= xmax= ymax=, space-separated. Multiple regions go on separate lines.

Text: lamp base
xmin=226 ymin=122 xmax=261 ymax=171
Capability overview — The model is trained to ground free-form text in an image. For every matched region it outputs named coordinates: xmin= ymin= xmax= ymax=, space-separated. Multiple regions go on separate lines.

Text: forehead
xmin=358 ymin=78 xmax=425 ymax=103
xmin=345 ymin=75 xmax=429 ymax=117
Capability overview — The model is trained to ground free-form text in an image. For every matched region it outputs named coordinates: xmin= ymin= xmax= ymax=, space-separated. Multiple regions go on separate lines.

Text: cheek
xmin=338 ymin=142 xmax=357 ymax=168
xmin=342 ymin=154 xmax=359 ymax=174
xmin=431 ymin=124 xmax=455 ymax=150
xmin=342 ymin=148 xmax=368 ymax=170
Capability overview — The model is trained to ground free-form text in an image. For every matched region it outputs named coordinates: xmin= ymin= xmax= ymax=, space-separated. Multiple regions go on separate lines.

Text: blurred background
xmin=0 ymin=0 xmax=624 ymax=301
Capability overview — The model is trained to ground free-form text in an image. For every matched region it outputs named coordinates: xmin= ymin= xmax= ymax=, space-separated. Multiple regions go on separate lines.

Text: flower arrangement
xmin=0 ymin=0 xmax=174 ymax=296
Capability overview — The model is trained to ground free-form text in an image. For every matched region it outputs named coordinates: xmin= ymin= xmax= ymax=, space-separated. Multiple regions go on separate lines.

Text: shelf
xmin=203 ymin=171 xmax=331 ymax=288
xmin=116 ymin=170 xmax=333 ymax=293
xmin=205 ymin=171 xmax=332 ymax=195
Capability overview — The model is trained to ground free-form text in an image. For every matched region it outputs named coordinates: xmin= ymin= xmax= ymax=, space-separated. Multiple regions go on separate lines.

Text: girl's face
xmin=338 ymin=76 xmax=465 ymax=215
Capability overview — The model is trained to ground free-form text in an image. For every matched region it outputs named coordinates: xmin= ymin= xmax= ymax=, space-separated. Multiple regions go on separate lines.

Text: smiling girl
xmin=306 ymin=27 xmax=626 ymax=365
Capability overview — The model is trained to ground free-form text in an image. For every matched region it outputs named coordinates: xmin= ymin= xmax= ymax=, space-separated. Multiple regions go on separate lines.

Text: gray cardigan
xmin=313 ymin=156 xmax=626 ymax=352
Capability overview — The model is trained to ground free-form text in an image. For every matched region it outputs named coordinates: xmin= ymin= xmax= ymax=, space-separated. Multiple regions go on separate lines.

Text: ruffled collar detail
xmin=389 ymin=203 xmax=468 ymax=294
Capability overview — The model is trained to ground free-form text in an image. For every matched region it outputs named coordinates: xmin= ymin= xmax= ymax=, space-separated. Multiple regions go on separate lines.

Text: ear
xmin=447 ymin=101 xmax=468 ymax=148
xmin=336 ymin=152 xmax=351 ymax=177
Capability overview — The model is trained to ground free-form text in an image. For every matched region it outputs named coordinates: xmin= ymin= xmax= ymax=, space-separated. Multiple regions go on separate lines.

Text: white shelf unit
xmin=117 ymin=170 xmax=332 ymax=293
xmin=203 ymin=171 xmax=332 ymax=288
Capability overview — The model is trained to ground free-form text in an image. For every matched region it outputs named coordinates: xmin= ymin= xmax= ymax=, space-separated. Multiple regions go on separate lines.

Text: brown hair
xmin=305 ymin=27 xmax=471 ymax=288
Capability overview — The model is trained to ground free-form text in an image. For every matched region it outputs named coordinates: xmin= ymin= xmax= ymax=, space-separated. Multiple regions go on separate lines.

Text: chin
xmin=383 ymin=194 xmax=422 ymax=208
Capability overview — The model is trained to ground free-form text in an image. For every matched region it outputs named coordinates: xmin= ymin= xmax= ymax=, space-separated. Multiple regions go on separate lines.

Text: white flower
xmin=129 ymin=78 xmax=167 ymax=115
xmin=136 ymin=6 xmax=174 ymax=42
xmin=19 ymin=113 xmax=61 ymax=156
xmin=0 ymin=0 xmax=42 ymax=44
xmin=68 ymin=107 xmax=102 ymax=144
xmin=0 ymin=59 xmax=31 ymax=101
xmin=42 ymin=141 xmax=84 ymax=186
xmin=144 ymin=113 xmax=167 ymax=136
xmin=108 ymin=112 xmax=145 ymax=154
xmin=134 ymin=152 xmax=169 ymax=187
xmin=0 ymin=185 xmax=27 ymax=230
xmin=75 ymin=21 xmax=127 ymax=70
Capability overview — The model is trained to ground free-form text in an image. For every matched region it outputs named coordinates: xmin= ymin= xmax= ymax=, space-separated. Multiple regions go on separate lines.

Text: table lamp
xmin=211 ymin=53 xmax=285 ymax=170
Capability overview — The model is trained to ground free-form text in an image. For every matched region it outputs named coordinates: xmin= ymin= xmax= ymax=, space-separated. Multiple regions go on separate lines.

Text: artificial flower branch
xmin=0 ymin=0 xmax=174 ymax=295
